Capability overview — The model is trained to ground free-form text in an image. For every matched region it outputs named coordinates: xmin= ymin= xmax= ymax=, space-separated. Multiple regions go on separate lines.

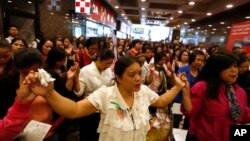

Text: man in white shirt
xmin=5 ymin=25 xmax=19 ymax=44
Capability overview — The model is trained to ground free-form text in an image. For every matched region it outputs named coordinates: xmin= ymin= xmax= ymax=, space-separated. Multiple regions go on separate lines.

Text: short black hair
xmin=0 ymin=39 xmax=11 ymax=49
xmin=189 ymin=50 xmax=205 ymax=64
xmin=46 ymin=47 xmax=66 ymax=68
xmin=11 ymin=37 xmax=28 ymax=48
xmin=8 ymin=24 xmax=19 ymax=30
xmin=13 ymin=48 xmax=43 ymax=69
xmin=114 ymin=56 xmax=138 ymax=78
xmin=97 ymin=48 xmax=115 ymax=61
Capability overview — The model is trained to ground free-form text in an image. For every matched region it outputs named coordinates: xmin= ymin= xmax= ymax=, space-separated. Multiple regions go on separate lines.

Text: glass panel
xmin=5 ymin=0 xmax=36 ymax=14
xmin=9 ymin=15 xmax=35 ymax=43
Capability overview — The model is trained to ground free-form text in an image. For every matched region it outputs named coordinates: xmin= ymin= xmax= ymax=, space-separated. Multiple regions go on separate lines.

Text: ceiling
xmin=105 ymin=0 xmax=250 ymax=29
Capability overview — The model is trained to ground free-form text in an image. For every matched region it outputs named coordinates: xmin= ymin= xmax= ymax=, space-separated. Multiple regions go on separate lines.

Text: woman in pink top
xmin=182 ymin=52 xmax=250 ymax=141
xmin=0 ymin=71 xmax=40 ymax=141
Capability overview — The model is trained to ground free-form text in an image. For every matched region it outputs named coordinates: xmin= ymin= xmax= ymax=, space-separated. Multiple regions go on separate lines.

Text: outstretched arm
xmin=44 ymin=90 xmax=97 ymax=118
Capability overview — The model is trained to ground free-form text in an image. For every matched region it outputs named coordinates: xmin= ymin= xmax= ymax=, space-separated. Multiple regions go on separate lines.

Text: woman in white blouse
xmin=33 ymin=56 xmax=192 ymax=141
xmin=74 ymin=48 xmax=115 ymax=141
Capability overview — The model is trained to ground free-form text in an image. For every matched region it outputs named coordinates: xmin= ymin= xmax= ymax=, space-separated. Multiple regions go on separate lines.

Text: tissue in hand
xmin=38 ymin=69 xmax=55 ymax=87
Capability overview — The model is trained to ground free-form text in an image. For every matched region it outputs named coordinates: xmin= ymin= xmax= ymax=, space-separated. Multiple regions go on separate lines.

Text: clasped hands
xmin=16 ymin=70 xmax=54 ymax=103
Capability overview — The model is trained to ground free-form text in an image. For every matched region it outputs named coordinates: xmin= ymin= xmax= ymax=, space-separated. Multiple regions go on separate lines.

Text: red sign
xmin=226 ymin=21 xmax=250 ymax=53
xmin=87 ymin=0 xmax=115 ymax=28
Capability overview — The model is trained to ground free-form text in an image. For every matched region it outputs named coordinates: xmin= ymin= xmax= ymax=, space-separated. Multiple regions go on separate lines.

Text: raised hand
xmin=173 ymin=72 xmax=187 ymax=88
xmin=16 ymin=71 xmax=38 ymax=102
xmin=67 ymin=62 xmax=80 ymax=80
xmin=149 ymin=63 xmax=155 ymax=72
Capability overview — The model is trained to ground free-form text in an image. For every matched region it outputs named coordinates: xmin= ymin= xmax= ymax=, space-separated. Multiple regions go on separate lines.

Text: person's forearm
xmin=73 ymin=76 xmax=81 ymax=93
xmin=182 ymin=91 xmax=192 ymax=112
xmin=146 ymin=71 xmax=154 ymax=84
xmin=44 ymin=90 xmax=79 ymax=118
xmin=153 ymin=85 xmax=182 ymax=107
xmin=44 ymin=90 xmax=96 ymax=118
xmin=66 ymin=79 xmax=73 ymax=91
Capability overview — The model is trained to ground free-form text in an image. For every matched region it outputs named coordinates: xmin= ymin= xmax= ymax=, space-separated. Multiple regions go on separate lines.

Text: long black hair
xmin=196 ymin=51 xmax=238 ymax=99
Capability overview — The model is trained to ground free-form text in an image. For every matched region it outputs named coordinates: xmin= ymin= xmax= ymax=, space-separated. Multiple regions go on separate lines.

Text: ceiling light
xmin=208 ymin=24 xmax=212 ymax=27
xmin=124 ymin=17 xmax=128 ymax=19
xmin=246 ymin=16 xmax=250 ymax=19
xmin=224 ymin=31 xmax=227 ymax=34
xmin=65 ymin=17 xmax=68 ymax=19
xmin=27 ymin=1 xmax=32 ymax=4
xmin=121 ymin=13 xmax=125 ymax=16
xmin=141 ymin=0 xmax=146 ymax=2
xmin=220 ymin=22 xmax=225 ymax=24
xmin=226 ymin=4 xmax=233 ymax=8
xmin=178 ymin=10 xmax=183 ymax=14
xmin=170 ymin=17 xmax=174 ymax=20
xmin=227 ymin=26 xmax=231 ymax=29
xmin=213 ymin=28 xmax=217 ymax=31
xmin=184 ymin=22 xmax=188 ymax=25
xmin=177 ymin=25 xmax=181 ymax=27
xmin=142 ymin=15 xmax=145 ymax=18
xmin=50 ymin=12 xmax=54 ymax=15
xmin=115 ymin=6 xmax=119 ymax=9
xmin=211 ymin=32 xmax=215 ymax=34
xmin=8 ymin=0 xmax=12 ymax=3
xmin=207 ymin=12 xmax=212 ymax=16
xmin=66 ymin=13 xmax=69 ymax=16
xmin=191 ymin=19 xmax=196 ymax=22
xmin=141 ymin=8 xmax=145 ymax=10
xmin=189 ymin=1 xmax=195 ymax=5
xmin=197 ymin=27 xmax=200 ymax=29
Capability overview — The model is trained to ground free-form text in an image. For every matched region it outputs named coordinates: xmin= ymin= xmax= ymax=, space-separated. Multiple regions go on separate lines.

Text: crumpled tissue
xmin=38 ymin=69 xmax=55 ymax=87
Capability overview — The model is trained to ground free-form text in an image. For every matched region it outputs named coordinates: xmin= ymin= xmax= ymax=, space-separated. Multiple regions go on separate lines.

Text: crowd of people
xmin=0 ymin=24 xmax=250 ymax=141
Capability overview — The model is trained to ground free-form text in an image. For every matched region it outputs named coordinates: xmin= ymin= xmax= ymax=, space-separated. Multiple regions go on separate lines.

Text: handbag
xmin=146 ymin=109 xmax=171 ymax=141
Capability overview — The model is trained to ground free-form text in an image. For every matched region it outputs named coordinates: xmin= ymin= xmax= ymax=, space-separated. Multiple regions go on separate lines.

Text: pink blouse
xmin=182 ymin=81 xmax=250 ymax=141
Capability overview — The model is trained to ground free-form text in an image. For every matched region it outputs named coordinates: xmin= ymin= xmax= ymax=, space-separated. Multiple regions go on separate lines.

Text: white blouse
xmin=75 ymin=62 xmax=114 ymax=97
xmin=87 ymin=85 xmax=160 ymax=141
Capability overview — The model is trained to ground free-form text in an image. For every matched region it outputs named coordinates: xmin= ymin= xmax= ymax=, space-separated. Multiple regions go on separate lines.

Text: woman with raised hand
xmin=32 ymin=56 xmax=191 ymax=141
xmin=182 ymin=51 xmax=250 ymax=141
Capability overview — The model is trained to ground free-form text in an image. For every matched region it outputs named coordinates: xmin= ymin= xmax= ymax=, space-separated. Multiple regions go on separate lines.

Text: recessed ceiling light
xmin=142 ymin=15 xmax=145 ymax=18
xmin=125 ymin=17 xmax=128 ymax=19
xmin=121 ymin=13 xmax=125 ymax=16
xmin=213 ymin=28 xmax=217 ymax=31
xmin=226 ymin=4 xmax=233 ymax=8
xmin=211 ymin=32 xmax=215 ymax=34
xmin=8 ymin=0 xmax=12 ymax=3
xmin=66 ymin=13 xmax=69 ymax=16
xmin=178 ymin=10 xmax=183 ymax=14
xmin=246 ymin=16 xmax=250 ymax=19
xmin=191 ymin=19 xmax=196 ymax=22
xmin=184 ymin=22 xmax=188 ymax=25
xmin=65 ymin=17 xmax=68 ymax=19
xmin=207 ymin=12 xmax=212 ymax=16
xmin=170 ymin=17 xmax=174 ymax=20
xmin=220 ymin=22 xmax=225 ymax=24
xmin=208 ymin=24 xmax=212 ymax=27
xmin=141 ymin=0 xmax=146 ymax=2
xmin=141 ymin=8 xmax=145 ymax=10
xmin=197 ymin=27 xmax=200 ymax=29
xmin=115 ymin=6 xmax=119 ymax=9
xmin=51 ymin=12 xmax=54 ymax=15
xmin=224 ymin=31 xmax=227 ymax=34
xmin=177 ymin=25 xmax=181 ymax=27
xmin=227 ymin=26 xmax=231 ymax=29
xmin=189 ymin=1 xmax=195 ymax=5
xmin=27 ymin=1 xmax=32 ymax=4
